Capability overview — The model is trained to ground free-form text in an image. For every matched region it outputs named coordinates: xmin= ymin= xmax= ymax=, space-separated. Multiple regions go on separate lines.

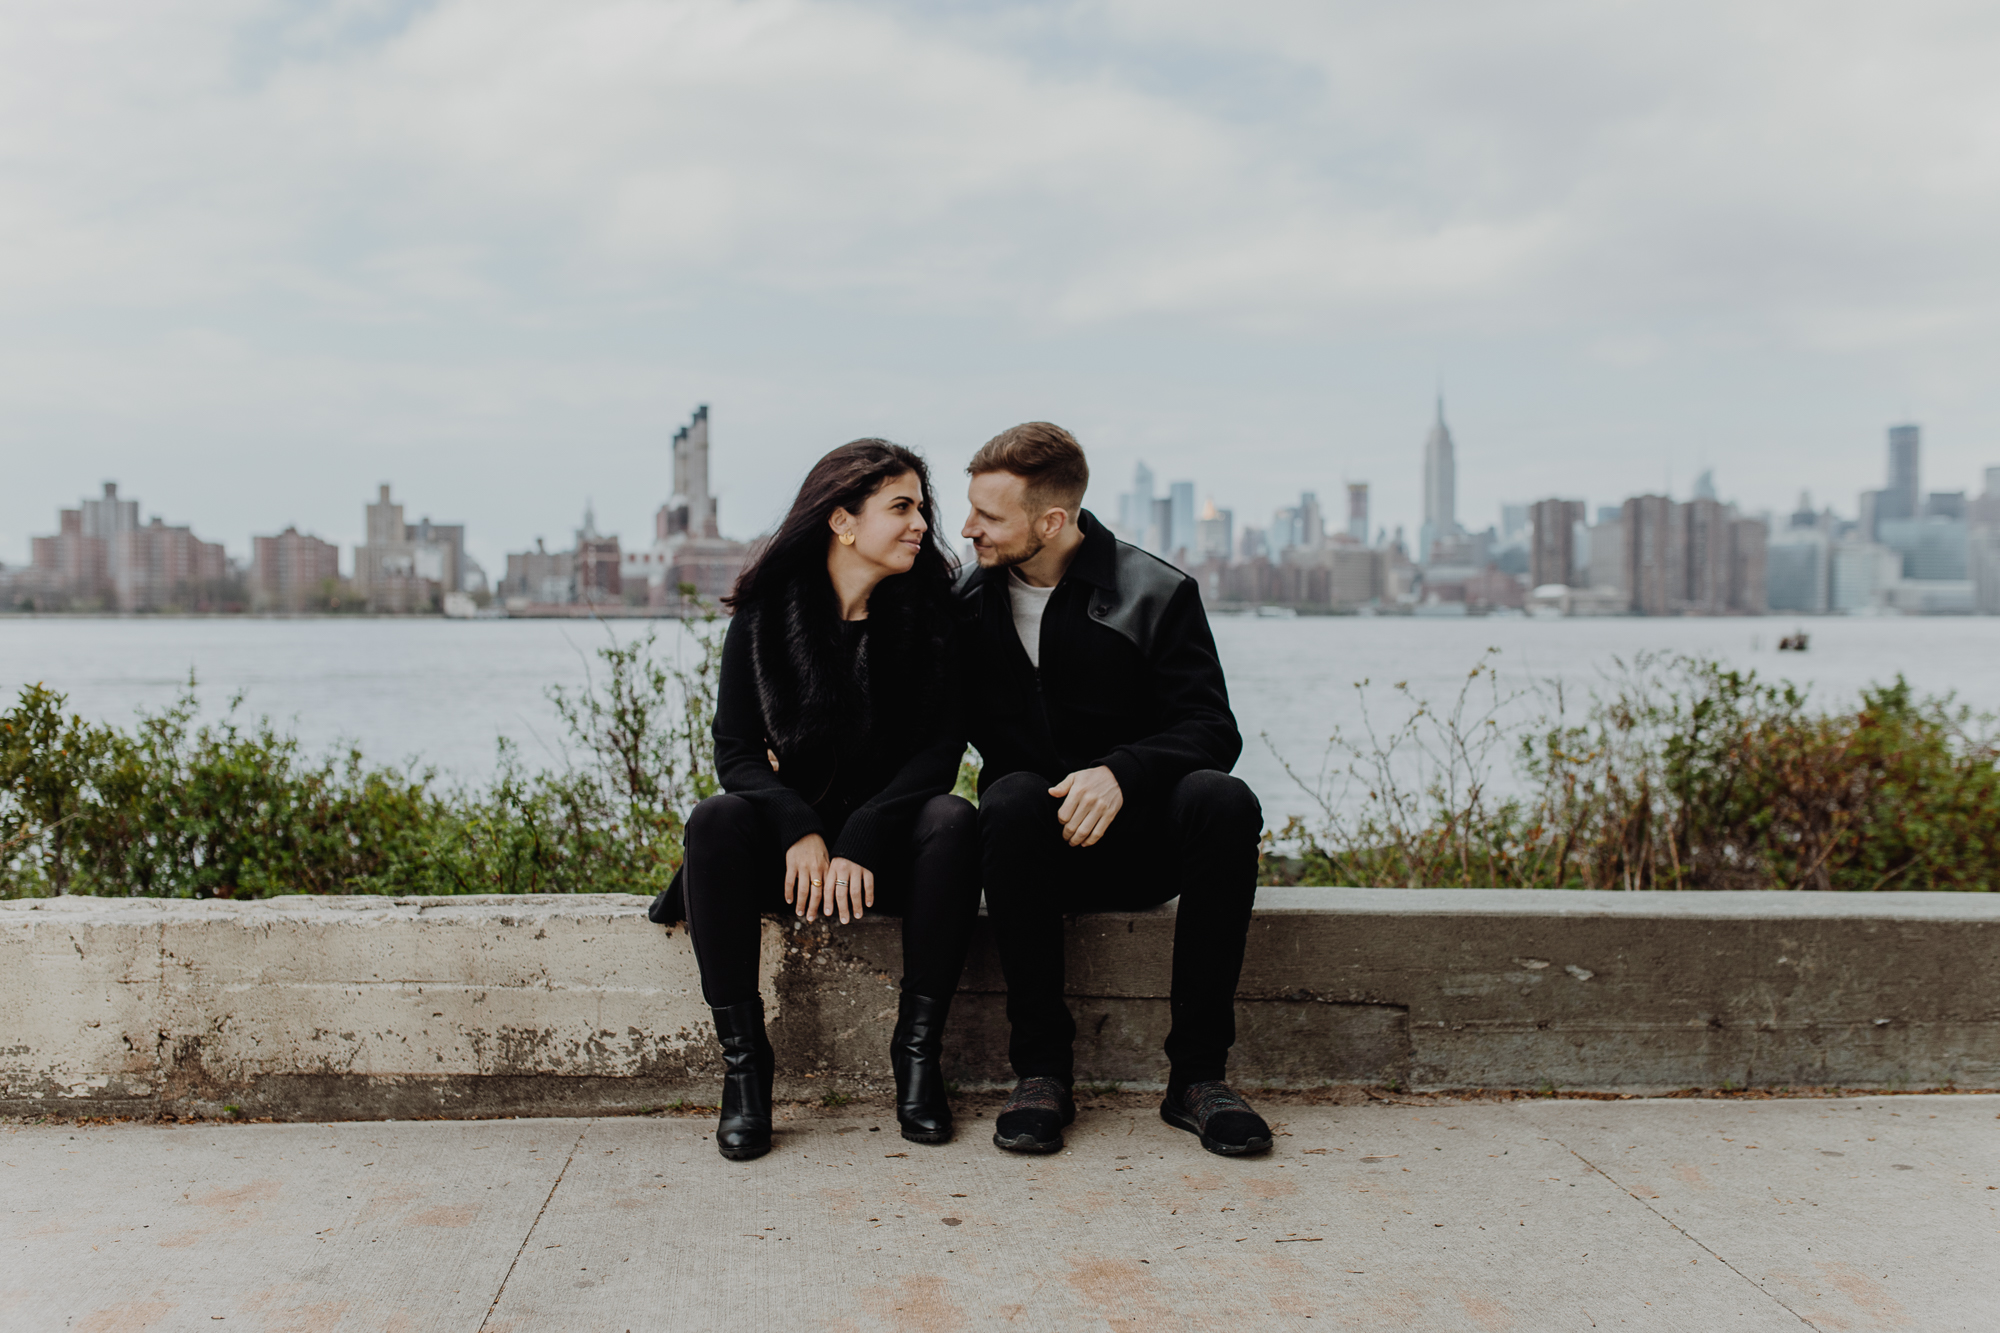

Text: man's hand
xmin=784 ymin=833 xmax=830 ymax=919
xmin=1049 ymin=766 xmax=1123 ymax=847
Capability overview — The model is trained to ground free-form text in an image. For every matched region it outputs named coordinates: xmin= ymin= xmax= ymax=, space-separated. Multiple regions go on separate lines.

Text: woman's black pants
xmin=681 ymin=793 xmax=983 ymax=1007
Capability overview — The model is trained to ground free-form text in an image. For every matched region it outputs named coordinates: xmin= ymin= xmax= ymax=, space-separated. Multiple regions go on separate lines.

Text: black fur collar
xmin=741 ymin=571 xmax=947 ymax=761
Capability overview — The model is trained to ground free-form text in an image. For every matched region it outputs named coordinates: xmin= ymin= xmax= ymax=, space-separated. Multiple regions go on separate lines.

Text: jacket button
xmin=1092 ymin=604 xmax=1106 ymax=617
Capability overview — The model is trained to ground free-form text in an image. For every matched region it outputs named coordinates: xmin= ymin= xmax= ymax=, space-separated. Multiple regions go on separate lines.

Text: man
xmin=957 ymin=421 xmax=1269 ymax=1158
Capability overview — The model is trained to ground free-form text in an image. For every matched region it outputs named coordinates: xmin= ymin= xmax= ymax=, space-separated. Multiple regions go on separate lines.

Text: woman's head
xmin=726 ymin=439 xmax=954 ymax=610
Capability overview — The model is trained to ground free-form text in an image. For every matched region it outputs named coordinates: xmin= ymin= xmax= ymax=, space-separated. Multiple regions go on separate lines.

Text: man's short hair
xmin=967 ymin=422 xmax=1089 ymax=515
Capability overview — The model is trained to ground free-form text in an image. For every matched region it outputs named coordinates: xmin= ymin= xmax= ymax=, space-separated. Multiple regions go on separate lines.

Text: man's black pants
xmin=978 ymin=769 xmax=1261 ymax=1087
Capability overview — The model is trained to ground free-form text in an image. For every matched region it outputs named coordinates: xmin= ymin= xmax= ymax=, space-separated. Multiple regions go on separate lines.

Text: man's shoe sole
xmin=900 ymin=1123 xmax=953 ymax=1145
xmin=992 ymin=1129 xmax=1065 ymax=1154
xmin=1160 ymin=1103 xmax=1272 ymax=1157
xmin=716 ymin=1140 xmax=771 ymax=1162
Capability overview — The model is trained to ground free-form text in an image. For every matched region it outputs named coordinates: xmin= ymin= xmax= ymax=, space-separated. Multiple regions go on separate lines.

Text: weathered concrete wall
xmin=4 ymin=889 xmax=1998 ymax=1119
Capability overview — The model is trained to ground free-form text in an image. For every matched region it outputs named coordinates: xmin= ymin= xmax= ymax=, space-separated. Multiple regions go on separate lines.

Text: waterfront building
xmin=1347 ymin=483 xmax=1370 ymax=544
xmin=1585 ymin=515 xmax=1625 ymax=595
xmin=23 ymin=483 xmax=228 ymax=612
xmin=1972 ymin=527 xmax=2000 ymax=614
xmin=502 ymin=540 xmax=574 ymax=606
xmin=574 ymin=505 xmax=623 ymax=605
xmin=1417 ymin=561 xmax=1526 ymax=612
xmin=1618 ymin=493 xmax=1765 ymax=616
xmin=1622 ymin=495 xmax=1675 ymax=616
xmin=1168 ymin=481 xmax=1196 ymax=560
xmin=1883 ymin=424 xmax=1921 ymax=524
xmin=1925 ymin=491 xmax=1966 ymax=521
xmin=1830 ymin=542 xmax=1901 ymax=612
xmin=1115 ymin=462 xmax=1158 ymax=550
xmin=622 ymin=405 xmax=754 ymax=609
xmin=1419 ymin=398 xmax=1458 ymax=563
xmin=1528 ymin=498 xmax=1585 ymax=589
xmin=111 ymin=518 xmax=231 ymax=612
xmin=1767 ymin=528 xmax=1831 ymax=614
xmin=250 ymin=527 xmax=341 ymax=611
xmin=352 ymin=485 xmax=470 ymax=614
xmin=1268 ymin=505 xmax=1300 ymax=554
xmin=1884 ymin=580 xmax=1974 ymax=615
xmin=1195 ymin=499 xmax=1233 ymax=564
xmin=1877 ymin=516 xmax=1970 ymax=583
xmin=1969 ymin=467 xmax=2000 ymax=530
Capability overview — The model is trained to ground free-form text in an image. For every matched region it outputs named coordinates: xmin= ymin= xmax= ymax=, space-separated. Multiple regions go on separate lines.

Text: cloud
xmin=4 ymin=0 xmax=2000 ymax=565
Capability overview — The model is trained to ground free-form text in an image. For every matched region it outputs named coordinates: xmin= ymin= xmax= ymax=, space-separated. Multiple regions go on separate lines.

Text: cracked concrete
xmin=6 ymin=1092 xmax=1994 ymax=1330
xmin=10 ymin=891 xmax=2000 ymax=1120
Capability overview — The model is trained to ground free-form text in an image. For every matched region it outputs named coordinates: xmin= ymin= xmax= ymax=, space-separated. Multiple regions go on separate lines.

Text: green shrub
xmin=1267 ymin=652 xmax=2000 ymax=891
xmin=0 ymin=603 xmax=724 ymax=899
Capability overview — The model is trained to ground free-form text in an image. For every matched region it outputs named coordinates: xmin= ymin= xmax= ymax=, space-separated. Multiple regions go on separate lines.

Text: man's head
xmin=962 ymin=422 xmax=1090 ymax=569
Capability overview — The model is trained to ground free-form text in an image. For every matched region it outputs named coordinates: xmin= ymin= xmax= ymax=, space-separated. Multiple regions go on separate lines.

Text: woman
xmin=678 ymin=439 xmax=979 ymax=1161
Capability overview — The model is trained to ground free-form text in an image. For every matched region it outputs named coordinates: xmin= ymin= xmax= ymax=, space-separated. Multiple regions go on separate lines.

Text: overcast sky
xmin=6 ymin=0 xmax=2000 ymax=576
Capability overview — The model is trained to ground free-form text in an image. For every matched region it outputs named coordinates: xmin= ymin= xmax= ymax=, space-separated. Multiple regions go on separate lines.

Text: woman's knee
xmin=686 ymin=792 xmax=759 ymax=850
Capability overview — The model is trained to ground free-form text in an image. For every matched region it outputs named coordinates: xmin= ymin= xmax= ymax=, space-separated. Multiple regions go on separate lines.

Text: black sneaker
xmin=992 ymin=1077 xmax=1076 ymax=1154
xmin=1161 ymin=1081 xmax=1272 ymax=1157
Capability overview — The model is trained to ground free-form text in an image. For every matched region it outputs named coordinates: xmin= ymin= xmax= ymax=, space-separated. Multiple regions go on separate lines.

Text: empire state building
xmin=1420 ymin=398 xmax=1458 ymax=564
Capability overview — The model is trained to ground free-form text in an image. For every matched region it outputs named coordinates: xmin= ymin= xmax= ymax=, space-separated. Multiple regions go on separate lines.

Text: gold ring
xmin=810 ymin=877 xmax=822 ymax=887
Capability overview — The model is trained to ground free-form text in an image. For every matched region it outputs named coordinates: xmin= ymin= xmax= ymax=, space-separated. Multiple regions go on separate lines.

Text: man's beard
xmin=982 ymin=528 xmax=1045 ymax=569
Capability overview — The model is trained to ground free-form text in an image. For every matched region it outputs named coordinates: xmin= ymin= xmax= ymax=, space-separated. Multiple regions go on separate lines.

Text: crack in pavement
xmin=1536 ymin=1121 xmax=1821 ymax=1330
xmin=478 ymin=1120 xmax=591 ymax=1331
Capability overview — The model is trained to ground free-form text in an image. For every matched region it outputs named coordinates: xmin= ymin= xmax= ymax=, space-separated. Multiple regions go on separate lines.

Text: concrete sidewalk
xmin=5 ymin=1094 xmax=1995 ymax=1332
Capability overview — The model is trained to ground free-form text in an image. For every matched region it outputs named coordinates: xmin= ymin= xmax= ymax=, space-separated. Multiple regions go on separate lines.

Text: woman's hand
xmin=826 ymin=857 xmax=875 ymax=925
xmin=784 ymin=833 xmax=830 ymax=919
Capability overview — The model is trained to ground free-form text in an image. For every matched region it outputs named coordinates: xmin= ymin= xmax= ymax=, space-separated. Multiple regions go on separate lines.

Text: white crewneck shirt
xmin=1007 ymin=567 xmax=1057 ymax=668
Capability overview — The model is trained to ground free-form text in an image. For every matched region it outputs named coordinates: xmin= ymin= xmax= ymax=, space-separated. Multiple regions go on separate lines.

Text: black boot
xmin=710 ymin=999 xmax=774 ymax=1161
xmin=891 ymin=991 xmax=955 ymax=1144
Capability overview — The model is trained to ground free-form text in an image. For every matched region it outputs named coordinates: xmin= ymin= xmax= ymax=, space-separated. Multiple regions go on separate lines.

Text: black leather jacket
xmin=955 ymin=509 xmax=1241 ymax=802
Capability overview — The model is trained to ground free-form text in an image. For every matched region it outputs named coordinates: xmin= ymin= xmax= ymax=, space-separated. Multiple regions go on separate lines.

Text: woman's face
xmin=833 ymin=470 xmax=929 ymax=574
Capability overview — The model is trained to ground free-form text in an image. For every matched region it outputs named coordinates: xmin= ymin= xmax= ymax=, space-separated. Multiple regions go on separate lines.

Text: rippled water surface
xmin=3 ymin=614 xmax=1996 ymax=819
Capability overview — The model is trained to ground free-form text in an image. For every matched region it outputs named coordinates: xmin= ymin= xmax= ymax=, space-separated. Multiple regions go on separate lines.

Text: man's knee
xmin=916 ymin=793 xmax=978 ymax=844
xmin=1171 ymin=770 xmax=1262 ymax=838
xmin=978 ymin=770 xmax=1056 ymax=832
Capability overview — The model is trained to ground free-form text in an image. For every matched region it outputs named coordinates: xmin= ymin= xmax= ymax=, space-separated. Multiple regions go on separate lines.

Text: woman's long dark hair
xmin=726 ymin=439 xmax=958 ymax=759
xmin=725 ymin=439 xmax=956 ymax=612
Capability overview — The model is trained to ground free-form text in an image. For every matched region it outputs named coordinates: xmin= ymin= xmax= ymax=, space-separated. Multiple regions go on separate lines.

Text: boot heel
xmin=891 ymin=992 xmax=955 ymax=1144
xmin=711 ymin=999 xmax=774 ymax=1161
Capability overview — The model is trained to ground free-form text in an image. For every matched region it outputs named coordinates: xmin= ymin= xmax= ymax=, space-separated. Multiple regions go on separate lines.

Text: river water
xmin=3 ymin=614 xmax=1996 ymax=819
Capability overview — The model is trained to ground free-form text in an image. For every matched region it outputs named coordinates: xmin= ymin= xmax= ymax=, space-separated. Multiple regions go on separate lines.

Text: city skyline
xmin=8 ymin=4 xmax=2000 ymax=587
xmin=9 ymin=399 xmax=1994 ymax=585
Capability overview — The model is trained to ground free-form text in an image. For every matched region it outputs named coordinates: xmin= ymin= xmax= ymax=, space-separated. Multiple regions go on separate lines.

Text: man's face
xmin=962 ymin=471 xmax=1045 ymax=568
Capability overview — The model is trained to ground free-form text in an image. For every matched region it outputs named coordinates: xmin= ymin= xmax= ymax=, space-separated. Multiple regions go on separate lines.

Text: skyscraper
xmin=1118 ymin=462 xmax=1157 ymax=549
xmin=1883 ymin=424 xmax=1920 ymax=524
xmin=637 ymin=404 xmax=751 ymax=606
xmin=1420 ymin=398 xmax=1457 ymax=563
xmin=1529 ymin=499 xmax=1585 ymax=589
xmin=1346 ymin=483 xmax=1369 ymax=543
xmin=663 ymin=405 xmax=720 ymax=540
xmin=1169 ymin=480 xmax=1196 ymax=557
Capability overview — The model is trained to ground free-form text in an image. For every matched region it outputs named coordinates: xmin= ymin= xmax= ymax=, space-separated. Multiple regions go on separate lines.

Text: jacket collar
xmin=1066 ymin=509 xmax=1118 ymax=591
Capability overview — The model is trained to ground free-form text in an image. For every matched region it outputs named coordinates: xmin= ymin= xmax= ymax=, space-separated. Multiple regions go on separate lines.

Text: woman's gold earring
xmin=838 ymin=532 xmax=856 ymax=546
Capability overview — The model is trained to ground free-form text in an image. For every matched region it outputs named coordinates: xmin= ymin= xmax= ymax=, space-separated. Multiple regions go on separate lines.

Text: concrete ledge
xmin=5 ymin=889 xmax=1999 ymax=1119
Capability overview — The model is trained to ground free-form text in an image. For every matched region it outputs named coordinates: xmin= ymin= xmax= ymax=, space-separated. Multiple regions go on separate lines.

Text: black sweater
xmin=711 ymin=608 xmax=964 ymax=871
